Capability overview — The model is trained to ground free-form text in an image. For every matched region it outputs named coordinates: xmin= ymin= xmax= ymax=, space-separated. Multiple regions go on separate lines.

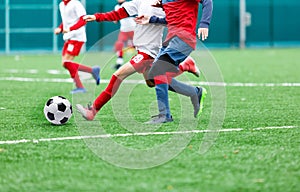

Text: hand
xmin=198 ymin=28 xmax=209 ymax=41
xmin=63 ymin=28 xmax=70 ymax=33
xmin=134 ymin=15 xmax=150 ymax=25
xmin=152 ymin=0 xmax=162 ymax=8
xmin=54 ymin=28 xmax=62 ymax=34
xmin=83 ymin=15 xmax=96 ymax=22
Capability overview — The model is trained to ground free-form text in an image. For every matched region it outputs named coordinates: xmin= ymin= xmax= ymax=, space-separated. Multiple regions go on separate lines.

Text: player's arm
xmin=83 ymin=7 xmax=130 ymax=22
xmin=64 ymin=2 xmax=87 ymax=33
xmin=134 ymin=15 xmax=167 ymax=25
xmin=54 ymin=23 xmax=63 ymax=34
xmin=198 ymin=0 xmax=213 ymax=41
xmin=64 ymin=16 xmax=87 ymax=33
xmin=84 ymin=0 xmax=139 ymax=22
xmin=150 ymin=16 xmax=167 ymax=24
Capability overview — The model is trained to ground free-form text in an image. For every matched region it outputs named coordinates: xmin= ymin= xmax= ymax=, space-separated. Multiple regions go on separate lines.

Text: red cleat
xmin=180 ymin=56 xmax=200 ymax=77
xmin=76 ymin=104 xmax=96 ymax=121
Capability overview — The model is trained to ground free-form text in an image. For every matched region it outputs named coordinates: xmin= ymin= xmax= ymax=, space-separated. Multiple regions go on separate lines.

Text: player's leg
xmin=114 ymin=31 xmax=126 ymax=69
xmin=124 ymin=31 xmax=135 ymax=54
xmin=146 ymin=54 xmax=175 ymax=124
xmin=63 ymin=40 xmax=100 ymax=85
xmin=94 ymin=52 xmax=153 ymax=112
xmin=168 ymin=79 xmax=207 ymax=117
xmin=61 ymin=42 xmax=86 ymax=94
xmin=147 ymin=52 xmax=174 ymax=123
xmin=143 ymin=69 xmax=155 ymax=88
xmin=76 ymin=62 xmax=136 ymax=120
xmin=178 ymin=56 xmax=200 ymax=77
xmin=62 ymin=40 xmax=100 ymax=94
xmin=93 ymin=62 xmax=137 ymax=111
xmin=165 ymin=57 xmax=204 ymax=117
xmin=165 ymin=56 xmax=200 ymax=80
xmin=76 ymin=52 xmax=153 ymax=120
xmin=127 ymin=31 xmax=134 ymax=48
xmin=144 ymin=69 xmax=205 ymax=118
xmin=146 ymin=37 xmax=194 ymax=124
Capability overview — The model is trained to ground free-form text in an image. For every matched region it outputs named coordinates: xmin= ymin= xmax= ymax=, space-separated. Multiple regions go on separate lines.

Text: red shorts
xmin=62 ymin=40 xmax=84 ymax=56
xmin=129 ymin=51 xmax=154 ymax=74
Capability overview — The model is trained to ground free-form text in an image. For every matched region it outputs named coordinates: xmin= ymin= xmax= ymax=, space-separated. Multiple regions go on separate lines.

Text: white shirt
xmin=59 ymin=0 xmax=87 ymax=42
xmin=122 ymin=0 xmax=166 ymax=58
xmin=115 ymin=3 xmax=136 ymax=32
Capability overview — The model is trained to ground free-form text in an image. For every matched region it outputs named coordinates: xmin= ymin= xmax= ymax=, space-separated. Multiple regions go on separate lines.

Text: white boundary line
xmin=1 ymin=77 xmax=300 ymax=87
xmin=0 ymin=126 xmax=297 ymax=145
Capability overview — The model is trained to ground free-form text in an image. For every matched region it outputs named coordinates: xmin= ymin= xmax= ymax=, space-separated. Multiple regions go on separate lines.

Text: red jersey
xmin=163 ymin=0 xmax=202 ymax=49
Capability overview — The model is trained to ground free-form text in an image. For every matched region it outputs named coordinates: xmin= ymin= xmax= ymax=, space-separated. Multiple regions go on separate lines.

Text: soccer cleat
xmin=180 ymin=56 xmax=200 ymax=77
xmin=76 ymin=104 xmax=96 ymax=121
xmin=92 ymin=66 xmax=101 ymax=85
xmin=114 ymin=64 xmax=122 ymax=70
xmin=70 ymin=88 xmax=86 ymax=94
xmin=114 ymin=57 xmax=124 ymax=70
xmin=190 ymin=87 xmax=207 ymax=117
xmin=145 ymin=114 xmax=173 ymax=124
xmin=116 ymin=57 xmax=124 ymax=65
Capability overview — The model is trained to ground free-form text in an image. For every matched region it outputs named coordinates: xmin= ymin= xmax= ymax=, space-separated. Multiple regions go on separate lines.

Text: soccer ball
xmin=43 ymin=96 xmax=72 ymax=125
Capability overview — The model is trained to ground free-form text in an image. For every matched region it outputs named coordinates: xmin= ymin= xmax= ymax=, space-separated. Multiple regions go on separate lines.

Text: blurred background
xmin=0 ymin=0 xmax=300 ymax=54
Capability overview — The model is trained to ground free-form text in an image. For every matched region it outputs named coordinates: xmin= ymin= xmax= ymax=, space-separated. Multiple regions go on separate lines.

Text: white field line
xmin=4 ymin=69 xmax=38 ymax=74
xmin=0 ymin=126 xmax=297 ymax=145
xmin=4 ymin=69 xmax=68 ymax=75
xmin=1 ymin=77 xmax=300 ymax=87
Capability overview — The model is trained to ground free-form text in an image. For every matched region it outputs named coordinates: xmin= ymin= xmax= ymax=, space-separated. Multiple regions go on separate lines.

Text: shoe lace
xmin=87 ymin=102 xmax=93 ymax=110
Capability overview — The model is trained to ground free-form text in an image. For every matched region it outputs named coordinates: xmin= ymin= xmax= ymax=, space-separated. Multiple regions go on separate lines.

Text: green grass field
xmin=0 ymin=48 xmax=300 ymax=191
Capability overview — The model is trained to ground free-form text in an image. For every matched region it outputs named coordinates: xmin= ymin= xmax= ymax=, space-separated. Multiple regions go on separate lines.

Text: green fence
xmin=208 ymin=0 xmax=300 ymax=47
xmin=0 ymin=0 xmax=300 ymax=53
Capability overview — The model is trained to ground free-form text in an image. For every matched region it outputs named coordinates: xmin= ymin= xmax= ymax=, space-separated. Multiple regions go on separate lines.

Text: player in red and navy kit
xmin=144 ymin=0 xmax=213 ymax=123
xmin=55 ymin=0 xmax=100 ymax=94
xmin=74 ymin=0 xmax=202 ymax=121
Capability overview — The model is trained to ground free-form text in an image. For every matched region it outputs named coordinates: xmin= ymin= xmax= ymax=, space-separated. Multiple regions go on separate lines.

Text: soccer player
xmin=75 ymin=0 xmax=203 ymax=122
xmin=54 ymin=0 xmax=100 ymax=94
xmin=140 ymin=0 xmax=213 ymax=123
xmin=113 ymin=0 xmax=136 ymax=70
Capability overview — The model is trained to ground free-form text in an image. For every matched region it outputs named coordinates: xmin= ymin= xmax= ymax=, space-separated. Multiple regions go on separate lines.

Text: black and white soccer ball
xmin=43 ymin=96 xmax=72 ymax=125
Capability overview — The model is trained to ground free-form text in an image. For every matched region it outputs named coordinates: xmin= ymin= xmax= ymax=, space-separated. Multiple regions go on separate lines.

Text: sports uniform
xmin=59 ymin=0 xmax=86 ymax=55
xmin=56 ymin=0 xmax=100 ymax=94
xmin=146 ymin=0 xmax=213 ymax=123
xmin=114 ymin=1 xmax=136 ymax=69
xmin=92 ymin=0 xmax=165 ymax=74
xmin=76 ymin=0 xmax=202 ymax=121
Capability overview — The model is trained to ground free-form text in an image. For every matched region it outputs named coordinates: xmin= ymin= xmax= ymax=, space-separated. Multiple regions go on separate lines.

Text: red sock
xmin=117 ymin=50 xmax=123 ymax=58
xmin=115 ymin=41 xmax=123 ymax=57
xmin=78 ymin=64 xmax=92 ymax=73
xmin=64 ymin=61 xmax=92 ymax=77
xmin=93 ymin=75 xmax=122 ymax=111
xmin=74 ymin=73 xmax=84 ymax=88
xmin=154 ymin=75 xmax=169 ymax=85
xmin=64 ymin=61 xmax=79 ymax=78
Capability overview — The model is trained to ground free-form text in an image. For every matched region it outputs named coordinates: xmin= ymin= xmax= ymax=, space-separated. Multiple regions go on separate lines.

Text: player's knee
xmin=145 ymin=79 xmax=155 ymax=88
xmin=148 ymin=54 xmax=177 ymax=79
xmin=63 ymin=61 xmax=76 ymax=78
xmin=63 ymin=61 xmax=69 ymax=68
